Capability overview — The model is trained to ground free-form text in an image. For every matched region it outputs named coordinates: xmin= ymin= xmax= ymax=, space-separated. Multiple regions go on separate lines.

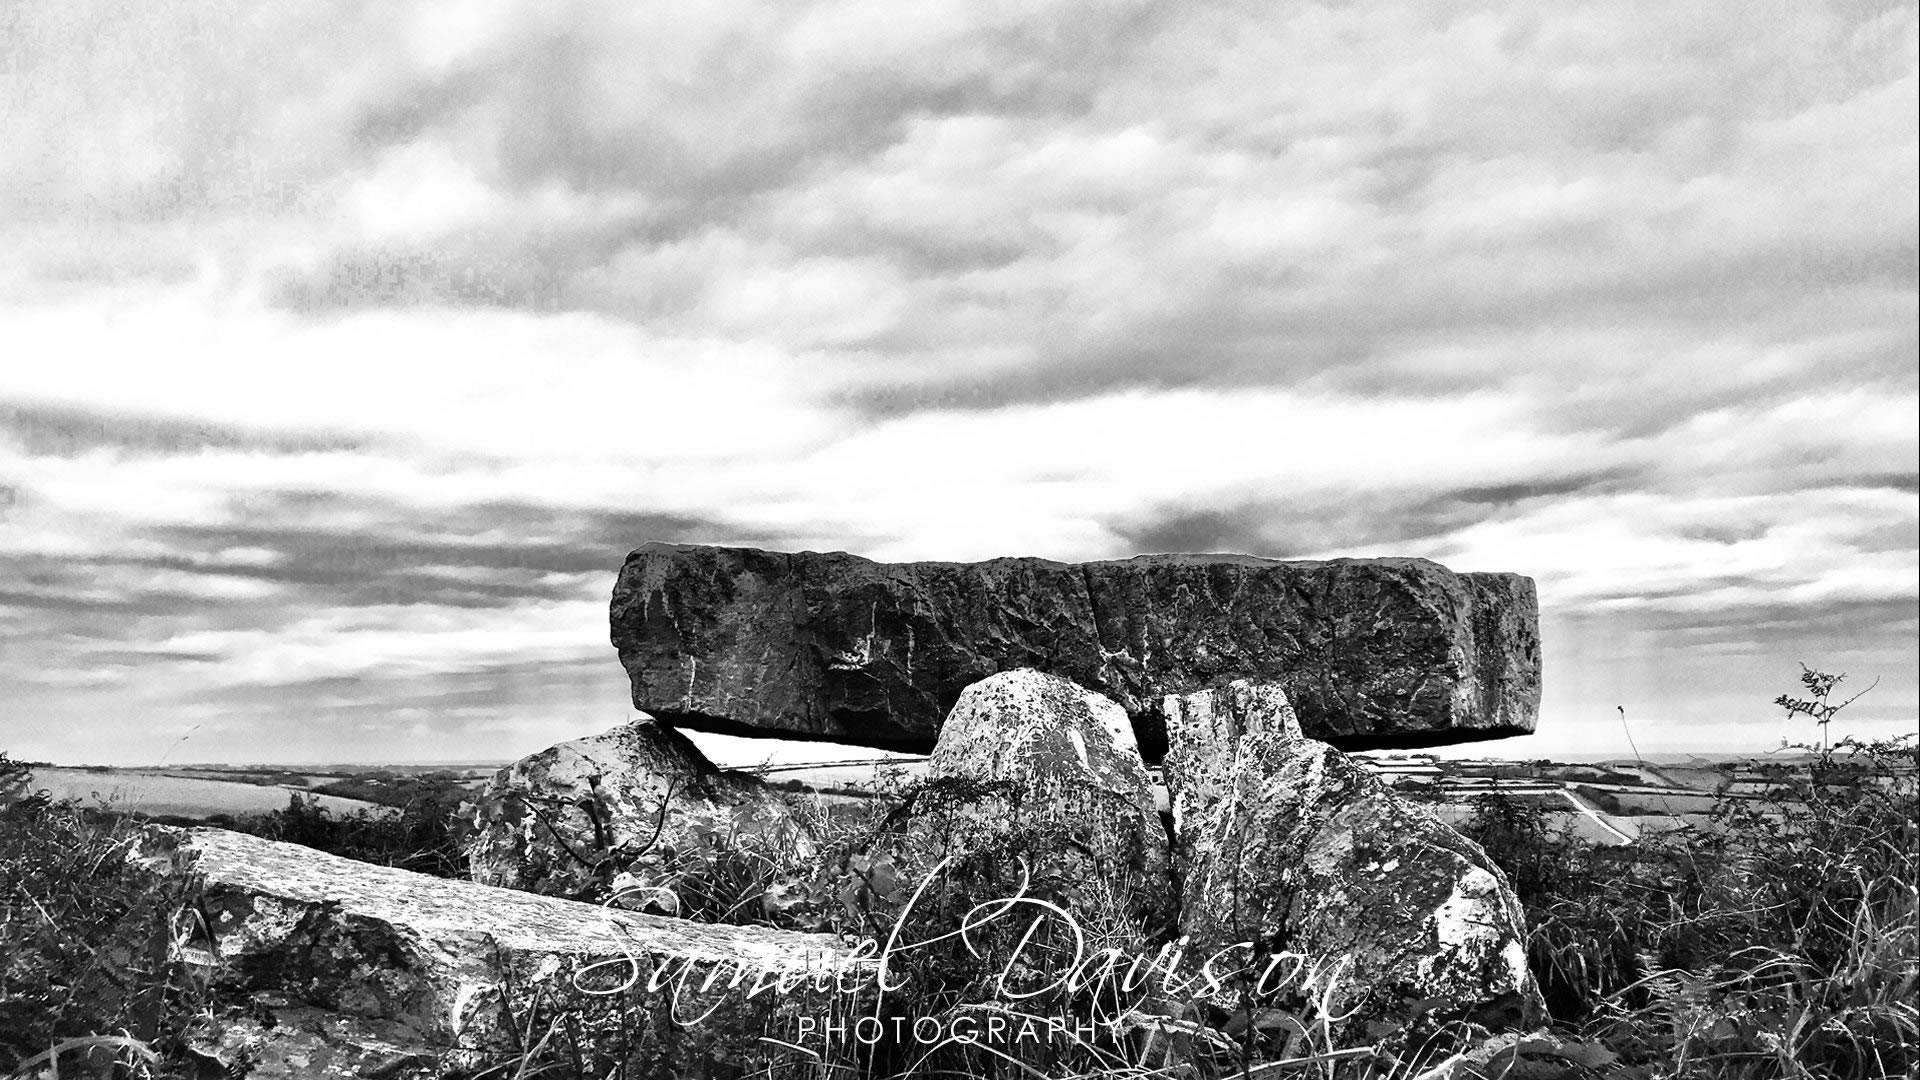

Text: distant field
xmin=749 ymin=760 xmax=927 ymax=791
xmin=1430 ymin=803 xmax=1640 ymax=846
xmin=14 ymin=750 xmax=1798 ymax=843
xmin=29 ymin=768 xmax=388 ymax=820
xmin=1601 ymin=790 xmax=1721 ymax=815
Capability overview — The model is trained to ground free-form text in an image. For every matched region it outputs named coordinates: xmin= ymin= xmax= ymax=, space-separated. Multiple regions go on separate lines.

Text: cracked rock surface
xmin=139 ymin=826 xmax=858 ymax=1079
xmin=1162 ymin=681 xmax=1544 ymax=1039
xmin=610 ymin=543 xmax=1540 ymax=758
xmin=915 ymin=669 xmax=1173 ymax=924
xmin=467 ymin=715 xmax=816 ymax=905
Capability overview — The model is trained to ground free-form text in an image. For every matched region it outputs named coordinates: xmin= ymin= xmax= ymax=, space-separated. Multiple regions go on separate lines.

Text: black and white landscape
xmin=1 ymin=3 xmax=1915 ymax=1079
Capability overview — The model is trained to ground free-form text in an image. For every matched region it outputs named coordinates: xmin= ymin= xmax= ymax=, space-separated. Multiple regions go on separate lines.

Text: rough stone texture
xmin=185 ymin=1008 xmax=439 ymax=1079
xmin=861 ymin=670 xmax=1173 ymax=941
xmin=1412 ymin=1028 xmax=1622 ymax=1078
xmin=467 ymin=715 xmax=817 ymax=906
xmin=1160 ymin=680 xmax=1303 ymax=818
xmin=138 ymin=826 xmax=866 ymax=1080
xmin=929 ymin=669 xmax=1156 ymax=807
xmin=1162 ymin=682 xmax=1543 ymax=1039
xmin=927 ymin=670 xmax=1170 ymax=898
xmin=610 ymin=543 xmax=1540 ymax=759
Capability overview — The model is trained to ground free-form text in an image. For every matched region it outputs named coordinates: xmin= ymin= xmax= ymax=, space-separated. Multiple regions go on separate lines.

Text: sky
xmin=1 ymin=0 xmax=1914 ymax=768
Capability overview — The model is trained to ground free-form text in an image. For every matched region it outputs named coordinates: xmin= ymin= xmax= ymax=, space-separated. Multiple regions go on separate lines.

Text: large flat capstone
xmin=610 ymin=543 xmax=1540 ymax=757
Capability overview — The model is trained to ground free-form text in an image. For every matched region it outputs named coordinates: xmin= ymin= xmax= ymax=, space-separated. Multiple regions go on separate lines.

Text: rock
xmin=1410 ymin=1029 xmax=1620 ymax=1079
xmin=1162 ymin=681 xmax=1542 ymax=1039
xmin=929 ymin=670 xmax=1153 ymax=803
xmin=1160 ymin=680 xmax=1303 ymax=814
xmin=918 ymin=669 xmax=1171 ymax=921
xmin=467 ymin=715 xmax=817 ymax=910
xmin=138 ymin=826 xmax=869 ymax=1080
xmin=184 ymin=1007 xmax=439 ymax=1079
xmin=830 ymin=671 xmax=1173 ymax=1012
xmin=609 ymin=543 xmax=1539 ymax=759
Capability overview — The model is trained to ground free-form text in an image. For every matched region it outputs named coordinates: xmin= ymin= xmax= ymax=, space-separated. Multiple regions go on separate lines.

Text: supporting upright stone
xmin=1161 ymin=680 xmax=1543 ymax=1040
xmin=610 ymin=543 xmax=1541 ymax=758
xmin=1160 ymin=679 xmax=1303 ymax=818
xmin=923 ymin=669 xmax=1171 ymax=919
xmin=467 ymin=715 xmax=816 ymax=907
xmin=854 ymin=669 xmax=1175 ymax=969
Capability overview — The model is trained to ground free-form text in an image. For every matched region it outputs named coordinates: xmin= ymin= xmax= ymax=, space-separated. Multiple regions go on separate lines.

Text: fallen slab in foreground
xmin=135 ymin=827 xmax=866 ymax=1079
xmin=611 ymin=543 xmax=1540 ymax=758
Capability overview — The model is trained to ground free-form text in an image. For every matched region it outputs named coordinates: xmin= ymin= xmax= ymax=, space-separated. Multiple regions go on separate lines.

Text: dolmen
xmin=141 ymin=543 xmax=1547 ymax=1076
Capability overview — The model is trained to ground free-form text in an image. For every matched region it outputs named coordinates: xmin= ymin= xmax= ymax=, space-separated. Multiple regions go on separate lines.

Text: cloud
xmin=11 ymin=2 xmax=1910 ymax=361
xmin=0 ymin=402 xmax=370 ymax=458
xmin=1112 ymin=469 xmax=1644 ymax=559
xmin=1 ymin=0 xmax=1913 ymax=764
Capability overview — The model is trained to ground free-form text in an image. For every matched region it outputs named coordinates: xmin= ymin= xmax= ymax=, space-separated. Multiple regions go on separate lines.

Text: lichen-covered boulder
xmin=929 ymin=669 xmax=1159 ymax=815
xmin=467 ymin=715 xmax=816 ymax=910
xmin=1161 ymin=679 xmax=1302 ymax=820
xmin=884 ymin=670 xmax=1172 ymax=928
xmin=137 ymin=826 xmax=867 ymax=1079
xmin=1163 ymin=681 xmax=1542 ymax=1039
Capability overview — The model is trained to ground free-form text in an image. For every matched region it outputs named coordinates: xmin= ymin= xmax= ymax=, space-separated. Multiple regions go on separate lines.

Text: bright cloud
xmin=1 ymin=0 xmax=1913 ymax=765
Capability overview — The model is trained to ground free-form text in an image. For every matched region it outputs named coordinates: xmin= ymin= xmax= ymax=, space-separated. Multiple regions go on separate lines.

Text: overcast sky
xmin=2 ymin=0 xmax=1914 ymax=768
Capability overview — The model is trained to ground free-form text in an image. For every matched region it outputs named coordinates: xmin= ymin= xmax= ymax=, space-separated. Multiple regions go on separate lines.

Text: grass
xmin=0 ymin=760 xmax=475 ymax=1079
xmin=4 ymin=666 xmax=1915 ymax=1079
xmin=1455 ymin=669 xmax=1918 ymax=1079
xmin=230 ymin=778 xmax=474 ymax=879
xmin=0 ymin=757 xmax=208 ymax=1080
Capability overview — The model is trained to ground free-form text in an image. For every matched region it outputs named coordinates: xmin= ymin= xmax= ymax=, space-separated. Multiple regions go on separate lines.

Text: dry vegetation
xmin=2 ymin=667 xmax=1913 ymax=1079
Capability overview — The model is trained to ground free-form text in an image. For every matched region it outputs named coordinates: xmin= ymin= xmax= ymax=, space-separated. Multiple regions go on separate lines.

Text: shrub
xmin=0 ymin=752 xmax=48 ymax=820
xmin=1463 ymin=666 xmax=1919 ymax=1077
xmin=1560 ymin=768 xmax=1642 ymax=786
xmin=236 ymin=781 xmax=473 ymax=879
xmin=1572 ymin=784 xmax=1625 ymax=815
xmin=0 ymin=788 xmax=212 ymax=1078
